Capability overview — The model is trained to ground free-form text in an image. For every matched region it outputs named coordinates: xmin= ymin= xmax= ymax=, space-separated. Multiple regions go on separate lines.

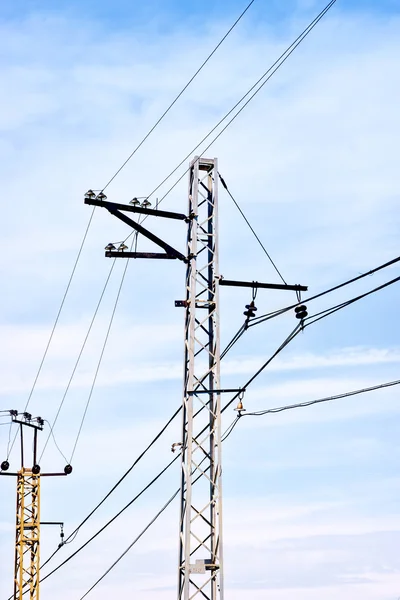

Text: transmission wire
xmin=8 ymin=1 xmax=255 ymax=461
xmin=39 ymin=259 xmax=117 ymax=462
xmin=221 ymin=379 xmax=400 ymax=442
xmin=250 ymin=254 xmax=400 ymax=327
xmin=6 ymin=208 xmax=96 ymax=459
xmin=32 ymin=253 xmax=400 ymax=586
xmin=101 ymin=0 xmax=256 ymax=193
xmin=79 ymin=490 xmax=179 ymax=599
xmin=218 ymin=172 xmax=287 ymax=284
xmin=123 ymin=0 xmax=338 ymax=224
xmin=68 ymin=240 xmax=135 ymax=464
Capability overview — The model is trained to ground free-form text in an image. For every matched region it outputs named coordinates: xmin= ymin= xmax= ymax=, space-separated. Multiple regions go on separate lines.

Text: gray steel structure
xmin=178 ymin=157 xmax=223 ymax=600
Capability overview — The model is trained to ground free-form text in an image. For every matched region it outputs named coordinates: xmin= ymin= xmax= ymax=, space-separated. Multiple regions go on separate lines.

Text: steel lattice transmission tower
xmin=0 ymin=413 xmax=72 ymax=600
xmin=14 ymin=467 xmax=41 ymax=600
xmin=178 ymin=157 xmax=223 ymax=600
xmin=83 ymin=156 xmax=307 ymax=599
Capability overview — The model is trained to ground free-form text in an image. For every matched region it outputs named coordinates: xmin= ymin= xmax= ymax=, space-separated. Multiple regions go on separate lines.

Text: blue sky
xmin=1 ymin=1 xmax=400 ymax=599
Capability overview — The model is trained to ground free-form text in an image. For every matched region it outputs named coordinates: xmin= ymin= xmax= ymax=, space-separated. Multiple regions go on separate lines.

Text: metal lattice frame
xmin=178 ymin=157 xmax=223 ymax=600
xmin=14 ymin=469 xmax=40 ymax=600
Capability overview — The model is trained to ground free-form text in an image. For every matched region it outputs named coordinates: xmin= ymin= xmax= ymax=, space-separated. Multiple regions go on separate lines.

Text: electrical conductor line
xmin=69 ymin=242 xmax=134 ymax=464
xmin=100 ymin=0 xmax=256 ymax=193
xmin=123 ymin=0 xmax=338 ymax=224
xmin=79 ymin=376 xmax=400 ymax=597
xmin=6 ymin=207 xmax=96 ymax=460
xmin=79 ymin=490 xmax=179 ymax=599
xmin=26 ymin=264 xmax=400 ymax=593
xmin=221 ymin=378 xmax=400 ymax=442
xmin=35 ymin=258 xmax=400 ymax=582
xmin=5 ymin=1 xmax=254 ymax=462
xmin=250 ymin=254 xmax=400 ymax=327
xmin=39 ymin=259 xmax=118 ymax=462
xmin=218 ymin=172 xmax=287 ymax=284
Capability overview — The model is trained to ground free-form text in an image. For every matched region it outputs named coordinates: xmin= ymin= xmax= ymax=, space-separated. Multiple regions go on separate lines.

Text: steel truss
xmin=14 ymin=469 xmax=40 ymax=600
xmin=178 ymin=157 xmax=223 ymax=600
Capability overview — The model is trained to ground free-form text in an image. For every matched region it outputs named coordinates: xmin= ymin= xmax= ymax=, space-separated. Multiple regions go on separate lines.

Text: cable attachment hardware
xmin=58 ymin=524 xmax=65 ymax=548
xmin=243 ymin=299 xmax=257 ymax=329
xmin=234 ymin=390 xmax=246 ymax=416
xmin=171 ymin=442 xmax=183 ymax=453
xmin=295 ymin=303 xmax=308 ymax=331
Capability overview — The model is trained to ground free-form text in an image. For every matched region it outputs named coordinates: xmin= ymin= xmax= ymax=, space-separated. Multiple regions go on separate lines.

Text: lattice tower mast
xmin=178 ymin=157 xmax=224 ymax=600
xmin=13 ymin=421 xmax=41 ymax=600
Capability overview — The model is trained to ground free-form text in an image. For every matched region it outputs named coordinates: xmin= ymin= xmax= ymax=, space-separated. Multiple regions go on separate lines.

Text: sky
xmin=1 ymin=0 xmax=400 ymax=598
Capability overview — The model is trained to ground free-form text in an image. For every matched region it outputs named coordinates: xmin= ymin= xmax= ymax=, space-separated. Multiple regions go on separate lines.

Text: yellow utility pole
xmin=0 ymin=412 xmax=72 ymax=600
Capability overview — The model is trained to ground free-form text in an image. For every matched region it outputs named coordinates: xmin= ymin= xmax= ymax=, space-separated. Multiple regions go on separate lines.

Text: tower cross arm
xmin=218 ymin=278 xmax=308 ymax=292
xmin=84 ymin=197 xmax=188 ymax=221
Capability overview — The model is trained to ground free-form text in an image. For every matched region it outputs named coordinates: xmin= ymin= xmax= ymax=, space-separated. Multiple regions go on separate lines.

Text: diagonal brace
xmin=107 ymin=208 xmax=187 ymax=262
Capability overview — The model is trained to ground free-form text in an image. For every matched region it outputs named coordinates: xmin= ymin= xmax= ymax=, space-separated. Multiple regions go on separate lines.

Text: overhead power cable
xmin=79 ymin=375 xmax=400 ymax=596
xmin=38 ymin=455 xmax=179 ymax=585
xmin=222 ymin=378 xmax=400 ymax=442
xmin=250 ymin=254 xmax=400 ymax=327
xmin=6 ymin=1 xmax=254 ymax=462
xmin=32 ymin=266 xmax=398 ymax=591
xmin=34 ymin=324 xmax=300 ymax=590
xmin=125 ymin=0 xmax=338 ymax=224
xmin=78 ymin=450 xmax=213 ymax=598
xmin=47 ymin=324 xmax=302 ymax=594
xmin=218 ymin=172 xmax=287 ymax=284
xmin=68 ymin=238 xmax=135 ymax=464
xmin=40 ymin=407 xmax=181 ymax=569
xmin=33 ymin=262 xmax=400 ymax=588
xmin=6 ymin=208 xmax=96 ymax=460
xmin=302 ymin=275 xmax=400 ymax=329
xmin=42 ymin=256 xmax=400 ymax=567
xmin=100 ymin=0 xmax=256 ymax=193
xmin=79 ymin=490 xmax=179 ymax=599
xmin=39 ymin=259 xmax=117 ymax=462
xmin=36 ymin=256 xmax=400 ymax=578
xmin=221 ymin=253 xmax=400 ymax=359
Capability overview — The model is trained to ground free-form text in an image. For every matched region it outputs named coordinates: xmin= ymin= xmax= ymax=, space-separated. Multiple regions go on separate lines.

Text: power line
xmin=40 ymin=407 xmax=181 ymax=569
xmin=73 ymin=375 xmax=400 ymax=596
xmin=77 ymin=449 xmax=213 ymax=598
xmin=7 ymin=1 xmax=255 ymax=461
xmin=101 ymin=0 xmax=256 ymax=193
xmin=34 ymin=325 xmax=300 ymax=589
xmin=221 ymin=379 xmax=400 ymax=442
xmin=41 ymin=420 xmax=69 ymax=465
xmin=39 ymin=259 xmax=117 ymax=462
xmin=39 ymin=455 xmax=179 ymax=586
xmin=303 ymin=274 xmax=400 ymax=330
xmin=7 ymin=207 xmax=96 ymax=460
xmin=53 ymin=325 xmax=302 ymax=595
xmin=129 ymin=0 xmax=338 ymax=218
xmin=250 ymin=254 xmax=400 ymax=327
xmin=33 ymin=262 xmax=400 ymax=587
xmin=69 ymin=242 xmax=134 ymax=463
xmin=39 ymin=260 xmax=400 ymax=571
xmin=39 ymin=311 xmax=252 ymax=570
xmin=43 ymin=258 xmax=400 ymax=566
xmin=218 ymin=172 xmax=287 ymax=284
xmin=79 ymin=489 xmax=179 ymax=599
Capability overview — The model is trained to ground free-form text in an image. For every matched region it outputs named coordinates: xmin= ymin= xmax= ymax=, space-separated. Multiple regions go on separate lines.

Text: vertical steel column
xmin=14 ymin=469 xmax=40 ymax=600
xmin=178 ymin=156 xmax=223 ymax=600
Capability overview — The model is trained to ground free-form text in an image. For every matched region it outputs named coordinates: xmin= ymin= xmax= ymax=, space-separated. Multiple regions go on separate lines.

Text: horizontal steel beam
xmin=84 ymin=197 xmax=187 ymax=221
xmin=105 ymin=251 xmax=177 ymax=259
xmin=219 ymin=279 xmax=308 ymax=292
xmin=187 ymin=388 xmax=245 ymax=395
